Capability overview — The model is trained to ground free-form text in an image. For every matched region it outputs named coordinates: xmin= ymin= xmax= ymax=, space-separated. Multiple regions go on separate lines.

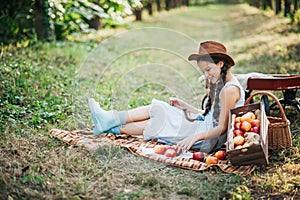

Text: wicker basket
xmin=245 ymin=91 xmax=292 ymax=150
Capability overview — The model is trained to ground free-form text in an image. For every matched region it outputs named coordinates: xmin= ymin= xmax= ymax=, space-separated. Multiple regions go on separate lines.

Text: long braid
xmin=203 ymin=82 xmax=215 ymax=116
xmin=212 ymin=65 xmax=228 ymax=121
xmin=200 ymin=57 xmax=230 ymax=123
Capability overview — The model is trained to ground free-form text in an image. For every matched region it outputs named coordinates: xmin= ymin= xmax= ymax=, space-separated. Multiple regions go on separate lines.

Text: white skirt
xmin=143 ymin=99 xmax=226 ymax=153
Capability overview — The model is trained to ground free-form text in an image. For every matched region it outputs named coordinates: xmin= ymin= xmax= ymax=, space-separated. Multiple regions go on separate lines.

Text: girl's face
xmin=198 ymin=60 xmax=223 ymax=84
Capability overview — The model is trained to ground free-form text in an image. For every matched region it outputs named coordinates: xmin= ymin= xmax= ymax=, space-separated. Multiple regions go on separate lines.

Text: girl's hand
xmin=175 ymin=134 xmax=199 ymax=154
xmin=169 ymin=97 xmax=186 ymax=110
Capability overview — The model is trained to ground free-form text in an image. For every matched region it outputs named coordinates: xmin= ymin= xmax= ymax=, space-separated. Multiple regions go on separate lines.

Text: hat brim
xmin=188 ymin=53 xmax=235 ymax=66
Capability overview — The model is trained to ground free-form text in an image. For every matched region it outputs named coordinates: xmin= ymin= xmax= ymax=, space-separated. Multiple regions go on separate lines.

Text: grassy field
xmin=1 ymin=3 xmax=299 ymax=199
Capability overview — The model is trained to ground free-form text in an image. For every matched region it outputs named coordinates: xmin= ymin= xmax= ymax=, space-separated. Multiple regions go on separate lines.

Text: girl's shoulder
xmin=221 ymin=80 xmax=245 ymax=107
xmin=224 ymin=79 xmax=242 ymax=87
xmin=222 ymin=80 xmax=243 ymax=93
xmin=221 ymin=83 xmax=241 ymax=98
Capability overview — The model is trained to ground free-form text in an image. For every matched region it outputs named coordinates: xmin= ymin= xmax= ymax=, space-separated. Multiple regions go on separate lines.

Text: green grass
xmin=1 ymin=3 xmax=300 ymax=199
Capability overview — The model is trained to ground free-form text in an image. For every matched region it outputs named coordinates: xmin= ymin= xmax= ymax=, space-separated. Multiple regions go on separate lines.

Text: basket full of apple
xmin=151 ymin=102 xmax=269 ymax=166
xmin=226 ymin=102 xmax=269 ymax=166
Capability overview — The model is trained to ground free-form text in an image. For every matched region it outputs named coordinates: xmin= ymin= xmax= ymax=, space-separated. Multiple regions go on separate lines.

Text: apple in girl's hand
xmin=165 ymin=148 xmax=177 ymax=158
xmin=214 ymin=150 xmax=226 ymax=160
xmin=205 ymin=156 xmax=218 ymax=164
xmin=233 ymin=129 xmax=245 ymax=137
xmin=154 ymin=145 xmax=167 ymax=155
xmin=193 ymin=151 xmax=205 ymax=162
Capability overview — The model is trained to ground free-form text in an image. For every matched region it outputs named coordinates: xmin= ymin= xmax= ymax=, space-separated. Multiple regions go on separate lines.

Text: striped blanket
xmin=48 ymin=128 xmax=256 ymax=176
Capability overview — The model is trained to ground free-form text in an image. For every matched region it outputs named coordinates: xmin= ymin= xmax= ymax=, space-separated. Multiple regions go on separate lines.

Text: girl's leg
xmin=120 ymin=120 xmax=148 ymax=135
xmin=88 ymin=98 xmax=151 ymax=134
xmin=125 ymin=105 xmax=150 ymax=123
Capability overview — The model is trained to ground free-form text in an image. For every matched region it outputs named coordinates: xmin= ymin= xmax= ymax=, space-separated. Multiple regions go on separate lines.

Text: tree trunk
xmin=183 ymin=0 xmax=190 ymax=6
xmin=170 ymin=0 xmax=175 ymax=9
xmin=147 ymin=0 xmax=153 ymax=15
xmin=248 ymin=0 xmax=261 ymax=8
xmin=293 ymin=0 xmax=298 ymax=12
xmin=165 ymin=0 xmax=170 ymax=10
xmin=275 ymin=0 xmax=282 ymax=14
xmin=266 ymin=0 xmax=272 ymax=9
xmin=88 ymin=16 xmax=102 ymax=30
xmin=174 ymin=0 xmax=181 ymax=8
xmin=134 ymin=9 xmax=142 ymax=21
xmin=156 ymin=0 xmax=162 ymax=11
xmin=34 ymin=0 xmax=53 ymax=41
xmin=268 ymin=0 xmax=273 ymax=8
xmin=284 ymin=0 xmax=291 ymax=16
xmin=88 ymin=1 xmax=102 ymax=30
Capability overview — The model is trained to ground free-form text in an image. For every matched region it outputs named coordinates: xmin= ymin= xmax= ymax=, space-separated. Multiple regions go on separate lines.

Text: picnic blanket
xmin=48 ymin=128 xmax=256 ymax=176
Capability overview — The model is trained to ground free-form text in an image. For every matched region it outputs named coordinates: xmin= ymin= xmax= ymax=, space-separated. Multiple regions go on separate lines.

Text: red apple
xmin=233 ymin=129 xmax=245 ymax=137
xmin=251 ymin=119 xmax=260 ymax=128
xmin=154 ymin=145 xmax=167 ymax=155
xmin=241 ymin=121 xmax=251 ymax=132
xmin=214 ymin=150 xmax=226 ymax=160
xmin=252 ymin=126 xmax=260 ymax=134
xmin=165 ymin=148 xmax=176 ymax=158
xmin=234 ymin=135 xmax=245 ymax=146
xmin=206 ymin=156 xmax=218 ymax=164
xmin=193 ymin=151 xmax=205 ymax=162
xmin=234 ymin=122 xmax=241 ymax=130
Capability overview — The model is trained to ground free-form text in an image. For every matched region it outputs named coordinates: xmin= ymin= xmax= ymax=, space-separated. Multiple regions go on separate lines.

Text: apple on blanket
xmin=143 ymin=145 xmax=227 ymax=164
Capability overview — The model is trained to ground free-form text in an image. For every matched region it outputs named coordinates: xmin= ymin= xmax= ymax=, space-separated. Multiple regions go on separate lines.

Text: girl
xmin=88 ymin=41 xmax=244 ymax=154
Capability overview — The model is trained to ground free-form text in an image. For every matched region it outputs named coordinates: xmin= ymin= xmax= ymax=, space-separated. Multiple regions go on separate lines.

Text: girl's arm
xmin=175 ymin=85 xmax=241 ymax=152
xmin=169 ymin=97 xmax=204 ymax=114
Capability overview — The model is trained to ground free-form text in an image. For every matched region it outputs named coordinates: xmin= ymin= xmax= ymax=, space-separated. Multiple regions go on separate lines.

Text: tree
xmin=284 ymin=0 xmax=291 ymax=16
xmin=293 ymin=0 xmax=298 ymax=13
xmin=275 ymin=0 xmax=282 ymax=14
xmin=34 ymin=0 xmax=54 ymax=41
xmin=147 ymin=0 xmax=154 ymax=15
xmin=262 ymin=0 xmax=272 ymax=10
xmin=156 ymin=0 xmax=162 ymax=11
xmin=0 ymin=0 xmax=35 ymax=43
xmin=247 ymin=0 xmax=260 ymax=8
xmin=129 ymin=0 xmax=143 ymax=21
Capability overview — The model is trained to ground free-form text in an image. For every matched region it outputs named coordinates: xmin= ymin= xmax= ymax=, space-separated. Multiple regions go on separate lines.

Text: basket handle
xmin=245 ymin=91 xmax=288 ymax=122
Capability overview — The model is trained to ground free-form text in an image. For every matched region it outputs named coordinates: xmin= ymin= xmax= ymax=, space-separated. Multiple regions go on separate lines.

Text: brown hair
xmin=197 ymin=56 xmax=231 ymax=123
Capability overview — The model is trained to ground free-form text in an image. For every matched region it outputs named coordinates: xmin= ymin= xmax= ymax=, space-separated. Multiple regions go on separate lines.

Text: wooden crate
xmin=226 ymin=102 xmax=269 ymax=166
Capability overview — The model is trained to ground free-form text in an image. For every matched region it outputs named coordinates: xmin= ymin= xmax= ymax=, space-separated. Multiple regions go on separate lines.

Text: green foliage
xmin=97 ymin=0 xmax=134 ymax=27
xmin=0 ymin=0 xmax=143 ymax=42
xmin=0 ymin=43 xmax=76 ymax=131
xmin=50 ymin=0 xmax=109 ymax=39
xmin=0 ymin=0 xmax=35 ymax=44
xmin=293 ymin=9 xmax=300 ymax=26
